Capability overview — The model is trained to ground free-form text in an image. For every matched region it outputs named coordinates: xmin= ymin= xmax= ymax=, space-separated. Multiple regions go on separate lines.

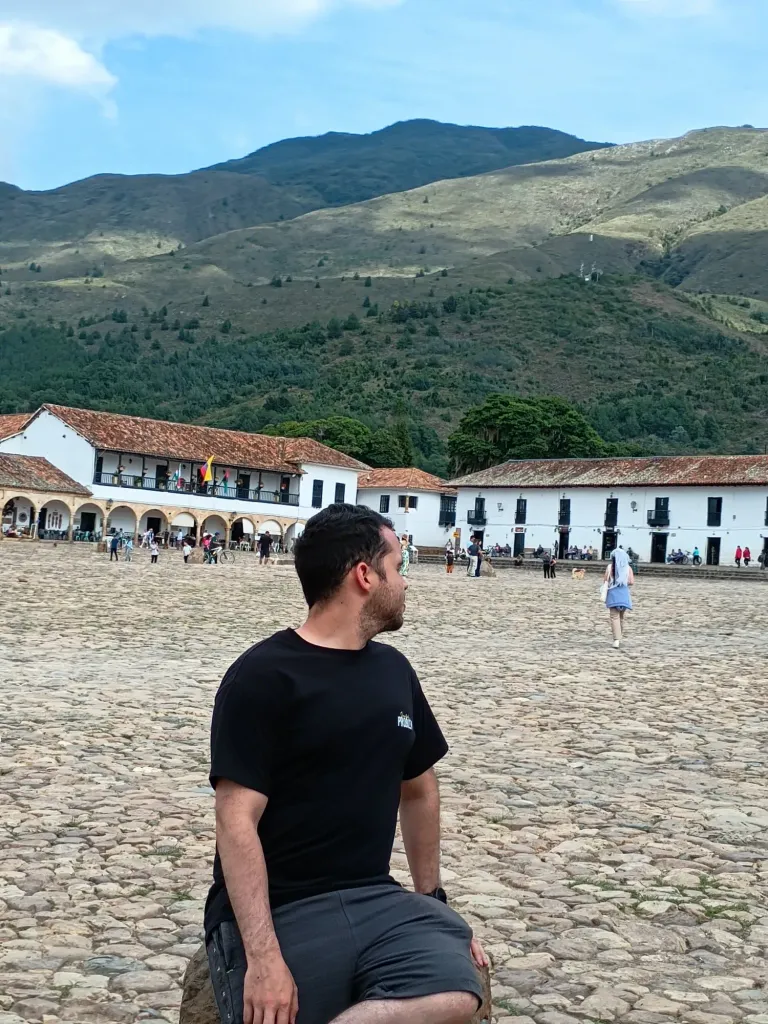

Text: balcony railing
xmin=647 ymin=510 xmax=670 ymax=528
xmin=438 ymin=512 xmax=456 ymax=528
xmin=604 ymin=514 xmax=618 ymax=528
xmin=467 ymin=510 xmax=487 ymax=526
xmin=558 ymin=514 xmax=571 ymax=527
xmin=93 ymin=472 xmax=299 ymax=505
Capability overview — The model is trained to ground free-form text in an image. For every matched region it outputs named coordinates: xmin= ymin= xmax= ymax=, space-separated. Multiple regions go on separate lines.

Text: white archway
xmin=2 ymin=495 xmax=36 ymax=537
xmin=73 ymin=502 xmax=105 ymax=541
xmin=106 ymin=505 xmax=138 ymax=537
xmin=38 ymin=500 xmax=71 ymax=540
xmin=202 ymin=514 xmax=227 ymax=539
xmin=138 ymin=509 xmax=168 ymax=540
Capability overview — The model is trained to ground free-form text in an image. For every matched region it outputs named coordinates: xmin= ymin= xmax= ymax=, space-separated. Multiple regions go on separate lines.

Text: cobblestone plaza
xmin=1 ymin=545 xmax=767 ymax=1024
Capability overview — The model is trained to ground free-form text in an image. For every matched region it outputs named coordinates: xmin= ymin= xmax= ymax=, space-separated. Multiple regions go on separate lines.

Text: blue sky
xmin=0 ymin=0 xmax=764 ymax=190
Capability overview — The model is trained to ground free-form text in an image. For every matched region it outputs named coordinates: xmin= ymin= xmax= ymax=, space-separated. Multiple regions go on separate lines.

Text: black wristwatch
xmin=425 ymin=887 xmax=448 ymax=904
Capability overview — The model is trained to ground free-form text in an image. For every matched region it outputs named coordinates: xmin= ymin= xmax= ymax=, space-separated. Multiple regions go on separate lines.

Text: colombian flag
xmin=202 ymin=455 xmax=214 ymax=484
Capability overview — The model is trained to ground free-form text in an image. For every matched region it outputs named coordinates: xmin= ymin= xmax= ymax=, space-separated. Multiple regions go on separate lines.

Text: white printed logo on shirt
xmin=397 ymin=712 xmax=413 ymax=730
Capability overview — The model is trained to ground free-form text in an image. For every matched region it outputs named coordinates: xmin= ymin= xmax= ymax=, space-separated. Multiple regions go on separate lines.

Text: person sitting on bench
xmin=205 ymin=503 xmax=487 ymax=1024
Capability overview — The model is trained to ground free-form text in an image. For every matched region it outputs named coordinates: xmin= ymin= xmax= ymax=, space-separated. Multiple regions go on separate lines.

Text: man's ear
xmin=351 ymin=560 xmax=375 ymax=594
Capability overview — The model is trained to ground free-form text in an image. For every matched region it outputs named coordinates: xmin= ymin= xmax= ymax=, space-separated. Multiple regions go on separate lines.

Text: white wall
xmin=0 ymin=409 xmax=96 ymax=482
xmin=457 ymin=484 xmax=768 ymax=563
xmin=298 ymin=466 xmax=360 ymax=521
xmin=357 ymin=489 xmax=454 ymax=548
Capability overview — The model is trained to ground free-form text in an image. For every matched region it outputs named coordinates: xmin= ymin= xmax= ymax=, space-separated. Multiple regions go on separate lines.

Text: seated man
xmin=205 ymin=504 xmax=486 ymax=1024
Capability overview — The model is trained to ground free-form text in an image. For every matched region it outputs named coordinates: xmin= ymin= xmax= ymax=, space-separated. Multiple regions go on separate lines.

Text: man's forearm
xmin=400 ymin=771 xmax=441 ymax=893
xmin=217 ymin=817 xmax=280 ymax=960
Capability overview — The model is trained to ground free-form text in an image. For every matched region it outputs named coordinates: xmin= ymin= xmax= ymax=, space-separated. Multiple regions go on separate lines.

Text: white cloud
xmin=0 ymin=23 xmax=115 ymax=92
xmin=616 ymin=0 xmax=716 ymax=15
xmin=0 ymin=1 xmax=401 ymax=48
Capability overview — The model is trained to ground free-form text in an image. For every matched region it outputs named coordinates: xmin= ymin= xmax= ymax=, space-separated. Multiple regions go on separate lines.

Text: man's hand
xmin=470 ymin=935 xmax=489 ymax=970
xmin=243 ymin=951 xmax=299 ymax=1024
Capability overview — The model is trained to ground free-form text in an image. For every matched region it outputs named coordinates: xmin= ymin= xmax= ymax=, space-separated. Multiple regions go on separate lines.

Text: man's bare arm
xmin=399 ymin=767 xmax=441 ymax=893
xmin=215 ymin=780 xmax=298 ymax=1024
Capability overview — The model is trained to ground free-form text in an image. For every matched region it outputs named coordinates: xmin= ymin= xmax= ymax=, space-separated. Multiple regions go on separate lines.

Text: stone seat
xmin=180 ymin=944 xmax=492 ymax=1024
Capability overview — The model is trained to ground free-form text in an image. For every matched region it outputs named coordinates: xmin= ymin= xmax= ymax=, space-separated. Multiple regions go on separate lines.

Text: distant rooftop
xmin=0 ymin=454 xmax=91 ymax=495
xmin=0 ymin=413 xmax=30 ymax=441
xmin=451 ymin=455 xmax=768 ymax=489
xmin=358 ymin=468 xmax=456 ymax=494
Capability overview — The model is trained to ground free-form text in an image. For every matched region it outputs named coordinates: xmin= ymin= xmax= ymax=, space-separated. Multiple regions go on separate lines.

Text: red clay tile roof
xmin=451 ymin=455 xmax=768 ymax=488
xmin=0 ymin=413 xmax=31 ymax=441
xmin=36 ymin=405 xmax=368 ymax=473
xmin=358 ymin=468 xmax=456 ymax=494
xmin=0 ymin=454 xmax=91 ymax=495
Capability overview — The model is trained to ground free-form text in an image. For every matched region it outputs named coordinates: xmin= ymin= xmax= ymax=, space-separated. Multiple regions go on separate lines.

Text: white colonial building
xmin=0 ymin=404 xmax=367 ymax=546
xmin=451 ymin=456 xmax=768 ymax=565
xmin=357 ymin=469 xmax=457 ymax=549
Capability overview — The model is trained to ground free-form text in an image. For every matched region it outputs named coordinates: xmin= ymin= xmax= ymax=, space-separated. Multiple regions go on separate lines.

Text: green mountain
xmin=0 ymin=120 xmax=607 ymax=266
xmin=2 ymin=275 xmax=766 ymax=475
xmin=211 ymin=120 xmax=611 ymax=206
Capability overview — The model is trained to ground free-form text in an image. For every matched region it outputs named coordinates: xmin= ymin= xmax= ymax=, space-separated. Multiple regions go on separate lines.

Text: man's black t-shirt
xmin=204 ymin=629 xmax=448 ymax=938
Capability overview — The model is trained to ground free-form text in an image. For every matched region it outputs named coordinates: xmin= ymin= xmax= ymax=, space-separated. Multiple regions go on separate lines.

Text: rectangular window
xmin=439 ymin=495 xmax=456 ymax=527
xmin=335 ymin=482 xmax=346 ymax=504
xmin=707 ymin=496 xmax=723 ymax=528
xmin=515 ymin=498 xmax=527 ymax=525
xmin=398 ymin=495 xmax=407 ymax=508
xmin=605 ymin=498 xmax=618 ymax=527
xmin=655 ymin=497 xmax=670 ymax=511
xmin=398 ymin=495 xmax=418 ymax=510
xmin=559 ymin=498 xmax=571 ymax=526
xmin=409 ymin=495 xmax=418 ymax=510
xmin=380 ymin=494 xmax=390 ymax=514
xmin=765 ymin=497 xmax=768 ymax=528
xmin=311 ymin=480 xmax=324 ymax=508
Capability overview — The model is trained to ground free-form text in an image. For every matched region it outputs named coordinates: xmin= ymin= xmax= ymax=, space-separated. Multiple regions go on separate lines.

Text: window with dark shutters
xmin=335 ymin=483 xmax=345 ymax=504
xmin=312 ymin=480 xmax=324 ymax=508
xmin=380 ymin=494 xmax=390 ymax=514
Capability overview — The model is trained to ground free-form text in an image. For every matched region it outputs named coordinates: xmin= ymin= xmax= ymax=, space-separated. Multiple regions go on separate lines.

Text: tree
xmin=327 ymin=317 xmax=343 ymax=340
xmin=266 ymin=416 xmax=372 ymax=460
xmin=449 ymin=395 xmax=607 ymax=474
xmin=202 ymin=295 xmax=210 ymax=307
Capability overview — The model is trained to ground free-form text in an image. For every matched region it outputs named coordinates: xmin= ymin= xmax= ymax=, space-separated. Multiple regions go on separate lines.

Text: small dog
xmin=571 ymin=568 xmax=586 ymax=580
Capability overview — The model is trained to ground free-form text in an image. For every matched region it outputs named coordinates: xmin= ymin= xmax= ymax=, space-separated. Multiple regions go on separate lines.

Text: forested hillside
xmin=2 ymin=275 xmax=765 ymax=475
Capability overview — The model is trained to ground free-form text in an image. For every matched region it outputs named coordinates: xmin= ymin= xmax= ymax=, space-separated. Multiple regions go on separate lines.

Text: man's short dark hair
xmin=294 ymin=503 xmax=394 ymax=607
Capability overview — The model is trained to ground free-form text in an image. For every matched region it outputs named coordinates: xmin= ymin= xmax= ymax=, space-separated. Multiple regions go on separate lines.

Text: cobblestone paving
xmin=2 ymin=544 xmax=768 ymax=1024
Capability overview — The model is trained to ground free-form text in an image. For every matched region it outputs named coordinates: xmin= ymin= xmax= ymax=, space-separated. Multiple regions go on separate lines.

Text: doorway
xmin=38 ymin=507 xmax=47 ymax=532
xmin=237 ymin=473 xmax=251 ymax=500
xmin=513 ymin=532 xmax=526 ymax=557
xmin=558 ymin=529 xmax=569 ymax=560
xmin=706 ymin=537 xmax=721 ymax=566
xmin=146 ymin=516 xmax=162 ymax=536
xmin=472 ymin=531 xmax=485 ymax=546
xmin=651 ymin=533 xmax=668 ymax=564
xmin=601 ymin=530 xmax=617 ymax=560
xmin=79 ymin=511 xmax=97 ymax=534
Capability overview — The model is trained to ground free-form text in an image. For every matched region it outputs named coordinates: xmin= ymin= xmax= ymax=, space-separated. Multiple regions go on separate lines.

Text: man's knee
xmin=430 ymin=991 xmax=480 ymax=1024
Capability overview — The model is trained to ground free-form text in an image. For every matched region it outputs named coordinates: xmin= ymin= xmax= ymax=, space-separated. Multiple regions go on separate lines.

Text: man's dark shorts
xmin=206 ymin=884 xmax=483 ymax=1024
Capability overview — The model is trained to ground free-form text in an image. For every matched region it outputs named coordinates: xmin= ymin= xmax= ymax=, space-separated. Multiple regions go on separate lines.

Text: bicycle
xmin=219 ymin=549 xmax=235 ymax=564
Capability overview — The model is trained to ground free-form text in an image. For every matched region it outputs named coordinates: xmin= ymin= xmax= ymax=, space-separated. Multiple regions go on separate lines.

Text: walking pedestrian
xmin=445 ymin=546 xmax=454 ymax=574
xmin=474 ymin=542 xmax=483 ymax=578
xmin=123 ymin=537 xmax=133 ymax=562
xmin=549 ymin=553 xmax=557 ymax=580
xmin=150 ymin=539 xmax=159 ymax=564
xmin=743 ymin=546 xmax=752 ymax=567
xmin=109 ymin=533 xmax=120 ymax=562
xmin=604 ymin=547 xmax=634 ymax=649
xmin=399 ymin=535 xmax=410 ymax=577
xmin=258 ymin=531 xmax=272 ymax=565
xmin=204 ymin=504 xmax=486 ymax=1024
xmin=735 ymin=544 xmax=743 ymax=567
xmin=183 ymin=540 xmax=192 ymax=564
xmin=542 ymin=549 xmax=552 ymax=579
